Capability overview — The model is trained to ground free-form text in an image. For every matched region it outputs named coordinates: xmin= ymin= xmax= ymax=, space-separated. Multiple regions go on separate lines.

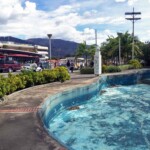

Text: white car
xmin=22 ymin=63 xmax=42 ymax=72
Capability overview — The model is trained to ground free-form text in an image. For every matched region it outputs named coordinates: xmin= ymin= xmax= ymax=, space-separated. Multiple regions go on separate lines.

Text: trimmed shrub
xmin=105 ymin=65 xmax=121 ymax=73
xmin=128 ymin=59 xmax=142 ymax=69
xmin=0 ymin=75 xmax=8 ymax=97
xmin=32 ymin=72 xmax=45 ymax=85
xmin=42 ymin=70 xmax=57 ymax=83
xmin=0 ymin=67 xmax=70 ymax=99
xmin=7 ymin=73 xmax=25 ymax=93
xmin=102 ymin=65 xmax=107 ymax=73
xmin=80 ymin=67 xmax=94 ymax=74
xmin=21 ymin=71 xmax=34 ymax=87
xmin=118 ymin=65 xmax=131 ymax=71
xmin=54 ymin=67 xmax=70 ymax=82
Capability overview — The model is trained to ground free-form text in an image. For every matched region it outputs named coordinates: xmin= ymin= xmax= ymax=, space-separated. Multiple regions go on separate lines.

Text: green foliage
xmin=128 ymin=59 xmax=142 ymax=69
xmin=0 ymin=67 xmax=70 ymax=99
xmin=140 ymin=42 xmax=150 ymax=66
xmin=42 ymin=70 xmax=57 ymax=83
xmin=7 ymin=73 xmax=25 ymax=93
xmin=118 ymin=65 xmax=132 ymax=71
xmin=102 ymin=65 xmax=107 ymax=73
xmin=101 ymin=31 xmax=142 ymax=64
xmin=80 ymin=67 xmax=94 ymax=74
xmin=0 ymin=75 xmax=8 ymax=97
xmin=54 ymin=67 xmax=70 ymax=82
xmin=103 ymin=65 xmax=121 ymax=73
xmin=80 ymin=65 xmax=121 ymax=74
xmin=76 ymin=41 xmax=96 ymax=66
xmin=20 ymin=71 xmax=34 ymax=87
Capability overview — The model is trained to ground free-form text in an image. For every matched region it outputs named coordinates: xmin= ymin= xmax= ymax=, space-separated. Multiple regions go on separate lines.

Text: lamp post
xmin=47 ymin=34 xmax=52 ymax=60
xmin=118 ymin=32 xmax=122 ymax=65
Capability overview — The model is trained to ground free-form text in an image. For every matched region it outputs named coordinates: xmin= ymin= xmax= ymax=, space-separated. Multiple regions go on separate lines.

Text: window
xmin=0 ymin=58 xmax=4 ymax=64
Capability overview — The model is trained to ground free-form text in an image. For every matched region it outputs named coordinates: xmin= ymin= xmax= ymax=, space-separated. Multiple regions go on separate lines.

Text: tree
xmin=140 ymin=42 xmax=150 ymax=66
xmin=101 ymin=35 xmax=119 ymax=65
xmin=76 ymin=41 xmax=96 ymax=66
xmin=101 ymin=31 xmax=142 ymax=64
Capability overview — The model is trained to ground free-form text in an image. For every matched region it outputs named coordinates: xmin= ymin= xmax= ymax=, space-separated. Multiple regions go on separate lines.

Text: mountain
xmin=0 ymin=36 xmax=79 ymax=58
xmin=27 ymin=38 xmax=78 ymax=58
xmin=0 ymin=36 xmax=33 ymax=45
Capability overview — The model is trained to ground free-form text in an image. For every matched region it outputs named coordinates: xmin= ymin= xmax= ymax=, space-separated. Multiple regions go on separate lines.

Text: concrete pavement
xmin=0 ymin=73 xmax=97 ymax=150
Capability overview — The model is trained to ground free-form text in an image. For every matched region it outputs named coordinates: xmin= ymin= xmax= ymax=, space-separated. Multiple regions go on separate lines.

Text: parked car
xmin=39 ymin=61 xmax=51 ymax=69
xmin=0 ymin=59 xmax=22 ymax=73
xmin=21 ymin=63 xmax=42 ymax=72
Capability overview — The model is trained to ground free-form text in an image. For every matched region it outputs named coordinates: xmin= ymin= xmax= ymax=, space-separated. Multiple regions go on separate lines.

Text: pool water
xmin=48 ymin=84 xmax=150 ymax=150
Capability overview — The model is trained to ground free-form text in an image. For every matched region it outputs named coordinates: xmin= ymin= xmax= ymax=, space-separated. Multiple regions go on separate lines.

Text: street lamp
xmin=118 ymin=32 xmax=122 ymax=65
xmin=47 ymin=34 xmax=52 ymax=60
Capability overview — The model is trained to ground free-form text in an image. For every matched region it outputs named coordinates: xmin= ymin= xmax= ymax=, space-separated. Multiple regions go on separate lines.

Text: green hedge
xmin=128 ymin=59 xmax=142 ymax=69
xmin=80 ymin=67 xmax=94 ymax=74
xmin=102 ymin=65 xmax=121 ymax=73
xmin=0 ymin=67 xmax=70 ymax=99
xmin=80 ymin=66 xmax=121 ymax=74
xmin=118 ymin=65 xmax=131 ymax=71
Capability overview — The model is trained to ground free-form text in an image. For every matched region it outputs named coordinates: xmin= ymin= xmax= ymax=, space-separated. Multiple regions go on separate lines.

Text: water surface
xmin=48 ymin=84 xmax=150 ymax=150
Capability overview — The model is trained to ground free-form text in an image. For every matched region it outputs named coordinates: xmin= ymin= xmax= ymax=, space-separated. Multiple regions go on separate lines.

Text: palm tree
xmin=101 ymin=31 xmax=142 ymax=64
xmin=76 ymin=41 xmax=96 ymax=66
xmin=101 ymin=36 xmax=119 ymax=65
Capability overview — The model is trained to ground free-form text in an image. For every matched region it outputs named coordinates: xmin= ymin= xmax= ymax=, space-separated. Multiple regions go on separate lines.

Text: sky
xmin=0 ymin=0 xmax=150 ymax=45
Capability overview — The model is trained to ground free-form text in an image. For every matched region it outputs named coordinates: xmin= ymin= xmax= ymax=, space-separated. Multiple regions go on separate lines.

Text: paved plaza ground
xmin=0 ymin=73 xmax=97 ymax=150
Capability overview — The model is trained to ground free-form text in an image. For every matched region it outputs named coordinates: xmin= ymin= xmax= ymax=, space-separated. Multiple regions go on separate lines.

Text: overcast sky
xmin=0 ymin=0 xmax=149 ymax=45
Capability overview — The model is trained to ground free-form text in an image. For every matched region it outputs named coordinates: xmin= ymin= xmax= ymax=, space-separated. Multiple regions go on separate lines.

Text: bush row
xmin=80 ymin=59 xmax=142 ymax=74
xmin=102 ymin=59 xmax=142 ymax=73
xmin=80 ymin=65 xmax=121 ymax=74
xmin=102 ymin=65 xmax=121 ymax=73
xmin=80 ymin=67 xmax=94 ymax=74
xmin=0 ymin=67 xmax=70 ymax=99
xmin=128 ymin=59 xmax=142 ymax=69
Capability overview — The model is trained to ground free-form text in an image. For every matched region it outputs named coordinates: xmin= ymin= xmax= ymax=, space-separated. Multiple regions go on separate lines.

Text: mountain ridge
xmin=0 ymin=36 xmax=79 ymax=58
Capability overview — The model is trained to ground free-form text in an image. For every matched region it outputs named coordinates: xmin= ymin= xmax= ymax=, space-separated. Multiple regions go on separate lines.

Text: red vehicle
xmin=0 ymin=54 xmax=22 ymax=72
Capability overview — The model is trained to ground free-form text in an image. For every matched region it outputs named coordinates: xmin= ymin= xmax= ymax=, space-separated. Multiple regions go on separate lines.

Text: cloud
xmin=0 ymin=0 xmax=150 ymax=45
xmin=51 ymin=4 xmax=79 ymax=17
xmin=0 ymin=0 xmax=23 ymax=24
xmin=127 ymin=0 xmax=138 ymax=6
xmin=115 ymin=0 xmax=126 ymax=2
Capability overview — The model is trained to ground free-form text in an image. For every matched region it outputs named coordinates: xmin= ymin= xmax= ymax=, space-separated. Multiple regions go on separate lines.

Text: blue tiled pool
xmin=39 ymin=70 xmax=150 ymax=150
xmin=49 ymin=84 xmax=150 ymax=150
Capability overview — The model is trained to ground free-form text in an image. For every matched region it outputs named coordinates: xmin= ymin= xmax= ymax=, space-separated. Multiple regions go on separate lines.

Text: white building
xmin=0 ymin=42 xmax=49 ymax=60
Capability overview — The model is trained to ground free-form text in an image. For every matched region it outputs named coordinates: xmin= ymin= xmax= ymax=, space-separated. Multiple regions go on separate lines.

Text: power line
xmin=125 ymin=7 xmax=141 ymax=59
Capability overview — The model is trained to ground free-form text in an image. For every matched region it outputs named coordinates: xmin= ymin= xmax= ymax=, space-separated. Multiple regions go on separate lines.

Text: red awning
xmin=0 ymin=54 xmax=4 ymax=58
xmin=8 ymin=54 xmax=35 ymax=57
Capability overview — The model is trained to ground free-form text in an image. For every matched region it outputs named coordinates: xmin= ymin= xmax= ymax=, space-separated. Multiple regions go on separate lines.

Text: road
xmin=0 ymin=70 xmax=20 ymax=77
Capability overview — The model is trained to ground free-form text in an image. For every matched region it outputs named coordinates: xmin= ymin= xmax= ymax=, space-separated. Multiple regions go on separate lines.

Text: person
xmin=90 ymin=60 xmax=94 ymax=68
xmin=70 ymin=62 xmax=74 ymax=73
xmin=66 ymin=60 xmax=70 ymax=68
xmin=54 ymin=61 xmax=57 ymax=68
xmin=79 ymin=62 xmax=83 ymax=69
xmin=31 ymin=61 xmax=37 ymax=71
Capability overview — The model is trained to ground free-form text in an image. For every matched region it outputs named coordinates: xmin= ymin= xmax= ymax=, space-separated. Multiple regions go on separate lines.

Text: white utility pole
xmin=94 ymin=29 xmax=102 ymax=75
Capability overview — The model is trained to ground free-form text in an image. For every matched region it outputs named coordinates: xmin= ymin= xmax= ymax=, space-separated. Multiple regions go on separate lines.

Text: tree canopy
xmin=76 ymin=41 xmax=96 ymax=66
xmin=101 ymin=31 xmax=142 ymax=64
